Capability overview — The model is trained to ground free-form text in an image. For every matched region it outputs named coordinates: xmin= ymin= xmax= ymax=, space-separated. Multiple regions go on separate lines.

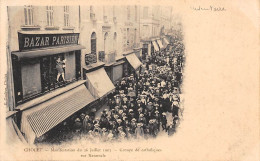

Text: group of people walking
xmin=38 ymin=35 xmax=185 ymax=144
xmin=71 ymin=39 xmax=184 ymax=143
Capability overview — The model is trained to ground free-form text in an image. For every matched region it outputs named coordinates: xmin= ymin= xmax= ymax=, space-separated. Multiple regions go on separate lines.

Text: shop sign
xmin=18 ymin=32 xmax=79 ymax=51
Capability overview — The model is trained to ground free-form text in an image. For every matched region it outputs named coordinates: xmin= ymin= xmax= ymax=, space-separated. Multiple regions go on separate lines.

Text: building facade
xmin=140 ymin=6 xmax=172 ymax=58
xmin=6 ymin=6 xmax=97 ymax=144
xmin=6 ymin=5 xmax=174 ymax=144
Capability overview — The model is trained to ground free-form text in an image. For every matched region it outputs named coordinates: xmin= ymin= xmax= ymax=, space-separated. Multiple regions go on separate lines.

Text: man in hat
xmin=172 ymin=101 xmax=179 ymax=117
xmin=100 ymin=128 xmax=108 ymax=142
xmin=130 ymin=118 xmax=137 ymax=135
xmin=135 ymin=123 xmax=144 ymax=139
xmin=161 ymin=112 xmax=167 ymax=131
xmin=147 ymin=102 xmax=153 ymax=112
xmin=82 ymin=115 xmax=91 ymax=133
xmin=138 ymin=113 xmax=147 ymax=125
xmin=166 ymin=122 xmax=175 ymax=136
xmin=74 ymin=118 xmax=82 ymax=133
xmin=147 ymin=119 xmax=156 ymax=138
xmin=79 ymin=113 xmax=86 ymax=122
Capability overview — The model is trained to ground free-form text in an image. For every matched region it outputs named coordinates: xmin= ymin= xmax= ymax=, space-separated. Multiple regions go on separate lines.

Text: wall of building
xmin=7 ymin=6 xmax=81 ymax=110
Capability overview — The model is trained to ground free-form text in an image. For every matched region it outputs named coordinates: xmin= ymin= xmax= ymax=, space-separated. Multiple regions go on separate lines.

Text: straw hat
xmin=75 ymin=118 xmax=80 ymax=122
xmin=131 ymin=118 xmax=136 ymax=122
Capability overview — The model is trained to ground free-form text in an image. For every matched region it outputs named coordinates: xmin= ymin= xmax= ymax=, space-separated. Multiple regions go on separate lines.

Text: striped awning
xmin=126 ymin=53 xmax=142 ymax=70
xmin=152 ymin=41 xmax=159 ymax=52
xmin=21 ymin=84 xmax=94 ymax=144
xmin=157 ymin=40 xmax=164 ymax=49
xmin=86 ymin=67 xmax=115 ymax=99
xmin=163 ymin=37 xmax=170 ymax=45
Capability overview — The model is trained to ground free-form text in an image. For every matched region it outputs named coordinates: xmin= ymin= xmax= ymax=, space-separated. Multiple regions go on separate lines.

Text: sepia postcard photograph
xmin=0 ymin=0 xmax=259 ymax=161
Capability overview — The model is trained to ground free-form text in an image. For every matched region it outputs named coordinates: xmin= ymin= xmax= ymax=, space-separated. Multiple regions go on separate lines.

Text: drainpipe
xmin=6 ymin=6 xmax=15 ymax=111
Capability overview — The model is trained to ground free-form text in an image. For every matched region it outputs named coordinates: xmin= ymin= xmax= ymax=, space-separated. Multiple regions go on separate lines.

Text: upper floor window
xmin=135 ymin=5 xmax=138 ymax=21
xmin=90 ymin=6 xmax=94 ymax=13
xmin=143 ymin=7 xmax=148 ymax=18
xmin=113 ymin=6 xmax=115 ymax=17
xmin=127 ymin=6 xmax=130 ymax=20
xmin=24 ymin=5 xmax=33 ymax=26
xmin=64 ymin=6 xmax=70 ymax=26
xmin=46 ymin=6 xmax=54 ymax=26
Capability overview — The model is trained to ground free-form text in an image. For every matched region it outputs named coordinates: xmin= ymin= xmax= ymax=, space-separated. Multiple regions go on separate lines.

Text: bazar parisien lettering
xmin=18 ymin=33 xmax=79 ymax=51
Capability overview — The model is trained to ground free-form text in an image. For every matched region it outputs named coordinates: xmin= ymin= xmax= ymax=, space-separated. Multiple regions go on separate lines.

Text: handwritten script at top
xmin=191 ymin=6 xmax=226 ymax=12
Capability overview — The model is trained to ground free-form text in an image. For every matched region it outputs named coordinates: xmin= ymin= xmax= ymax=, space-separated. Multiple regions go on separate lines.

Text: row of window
xmin=24 ymin=5 xmax=70 ymax=27
xmin=24 ymin=5 xmax=142 ymax=27
xmin=91 ymin=5 xmax=138 ymax=22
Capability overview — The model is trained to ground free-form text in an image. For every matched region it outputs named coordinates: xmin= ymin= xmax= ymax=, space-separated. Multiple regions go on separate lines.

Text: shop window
xmin=21 ymin=59 xmax=41 ymax=101
xmin=40 ymin=54 xmax=64 ymax=92
xmin=12 ymin=52 xmax=80 ymax=105
xmin=46 ymin=6 xmax=54 ymax=26
xmin=143 ymin=7 xmax=148 ymax=18
xmin=24 ymin=5 xmax=33 ymax=26
xmin=64 ymin=6 xmax=70 ymax=27
xmin=64 ymin=52 xmax=76 ymax=82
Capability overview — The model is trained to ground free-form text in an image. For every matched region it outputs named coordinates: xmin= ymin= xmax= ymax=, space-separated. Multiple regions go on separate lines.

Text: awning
xmin=126 ymin=53 xmax=142 ymax=70
xmin=152 ymin=41 xmax=159 ymax=52
xmin=157 ymin=40 xmax=164 ymax=49
xmin=12 ymin=45 xmax=85 ymax=61
xmin=163 ymin=37 xmax=170 ymax=45
xmin=21 ymin=84 xmax=94 ymax=144
xmin=6 ymin=117 xmax=27 ymax=145
xmin=86 ymin=67 xmax=115 ymax=98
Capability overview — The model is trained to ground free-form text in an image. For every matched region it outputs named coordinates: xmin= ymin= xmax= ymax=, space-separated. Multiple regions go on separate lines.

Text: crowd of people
xmin=37 ymin=34 xmax=185 ymax=144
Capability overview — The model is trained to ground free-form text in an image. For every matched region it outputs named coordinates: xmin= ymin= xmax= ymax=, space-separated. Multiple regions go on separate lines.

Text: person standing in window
xmin=56 ymin=57 xmax=66 ymax=84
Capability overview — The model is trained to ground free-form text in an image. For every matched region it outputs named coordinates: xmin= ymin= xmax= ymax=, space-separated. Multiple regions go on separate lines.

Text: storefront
xmin=112 ymin=59 xmax=125 ymax=83
xmin=142 ymin=43 xmax=148 ymax=61
xmin=12 ymin=32 xmax=84 ymax=104
xmin=11 ymin=32 xmax=94 ymax=144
